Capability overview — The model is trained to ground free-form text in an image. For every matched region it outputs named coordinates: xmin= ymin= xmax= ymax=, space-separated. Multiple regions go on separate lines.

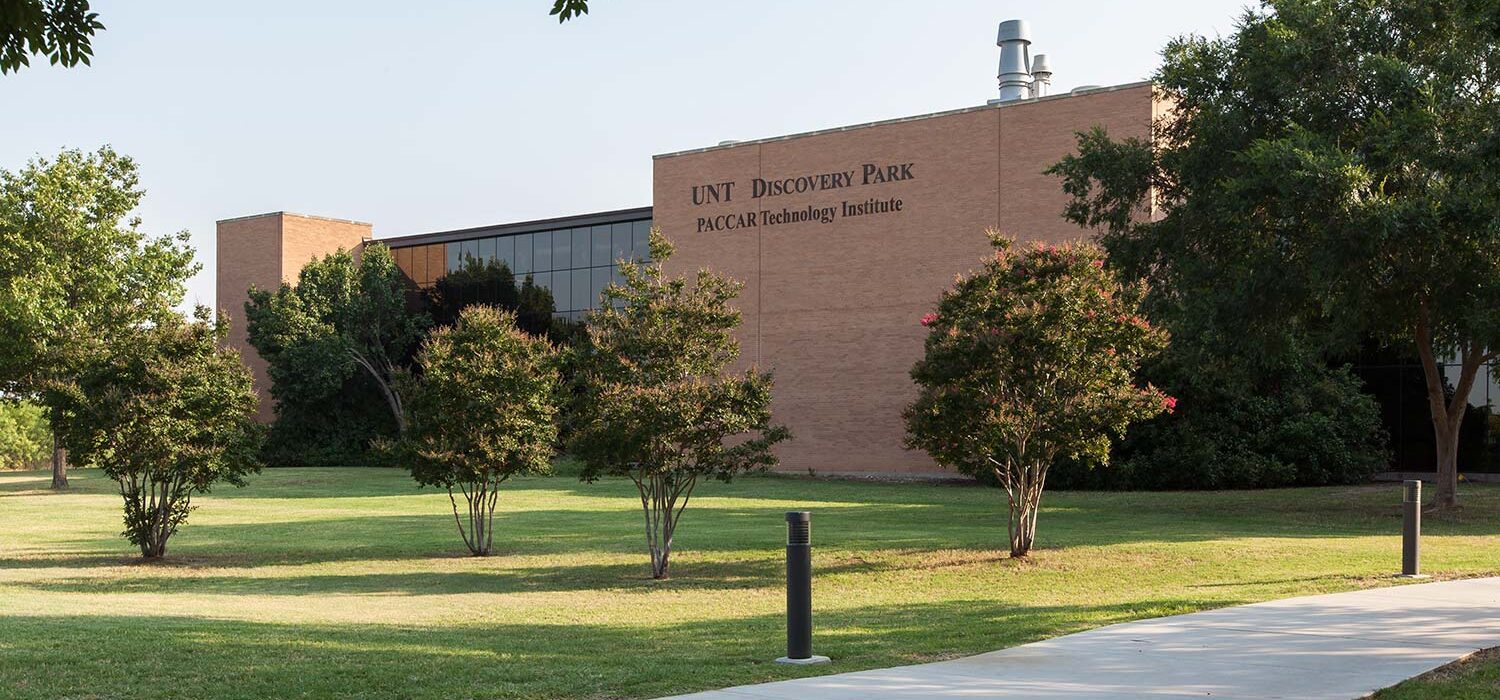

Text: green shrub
xmin=0 ymin=400 xmax=49 ymax=469
xmin=1049 ymin=363 xmax=1388 ymax=490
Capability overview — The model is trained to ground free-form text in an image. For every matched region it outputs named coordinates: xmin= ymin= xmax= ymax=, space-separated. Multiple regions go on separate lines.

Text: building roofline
xmin=215 ymin=211 xmax=373 ymax=227
xmin=652 ymin=80 xmax=1153 ymax=159
xmin=376 ymin=205 xmax=653 ymax=248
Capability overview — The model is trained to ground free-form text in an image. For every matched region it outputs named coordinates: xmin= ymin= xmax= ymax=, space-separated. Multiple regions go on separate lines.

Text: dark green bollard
xmin=1401 ymin=480 xmax=1423 ymax=578
xmin=776 ymin=511 xmax=829 ymax=665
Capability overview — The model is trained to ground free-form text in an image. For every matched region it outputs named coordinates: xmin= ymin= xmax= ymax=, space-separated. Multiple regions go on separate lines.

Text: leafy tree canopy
xmin=425 ymin=256 xmax=573 ymax=343
xmin=1050 ymin=0 xmax=1499 ymax=503
xmin=0 ymin=146 xmax=196 ymax=487
xmin=569 ymin=230 xmax=789 ymax=579
xmin=396 ymin=305 xmax=558 ymax=556
xmin=245 ymin=244 xmax=427 ymax=443
xmin=905 ymin=234 xmax=1168 ymax=556
xmin=0 ymin=0 xmax=102 ymax=74
xmin=47 ymin=309 xmax=263 ymax=558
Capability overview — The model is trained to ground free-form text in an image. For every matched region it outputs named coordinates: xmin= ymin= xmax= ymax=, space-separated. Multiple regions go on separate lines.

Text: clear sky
xmin=0 ymin=0 xmax=1251 ymax=309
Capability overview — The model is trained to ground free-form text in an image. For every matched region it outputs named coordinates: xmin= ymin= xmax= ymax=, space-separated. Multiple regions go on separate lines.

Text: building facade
xmin=217 ymin=79 xmax=1165 ymax=474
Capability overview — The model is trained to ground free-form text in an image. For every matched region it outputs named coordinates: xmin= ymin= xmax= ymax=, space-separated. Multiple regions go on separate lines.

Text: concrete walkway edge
xmin=661 ymin=577 xmax=1500 ymax=699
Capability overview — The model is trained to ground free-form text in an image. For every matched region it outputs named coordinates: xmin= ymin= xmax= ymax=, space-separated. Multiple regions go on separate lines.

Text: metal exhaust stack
xmin=1030 ymin=54 xmax=1053 ymax=97
xmin=995 ymin=19 xmax=1033 ymax=102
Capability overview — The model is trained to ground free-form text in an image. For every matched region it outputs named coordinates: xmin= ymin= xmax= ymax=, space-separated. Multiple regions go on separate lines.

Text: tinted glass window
xmin=533 ymin=231 xmax=552 ymax=272
xmin=513 ymin=233 xmax=533 ymax=274
xmin=477 ymin=237 xmax=495 ymax=262
xmin=592 ymin=267 xmax=611 ymax=305
xmin=460 ymin=239 xmax=479 ymax=266
xmin=551 ymin=269 xmax=572 ymax=311
xmin=572 ymin=228 xmax=590 ymax=268
xmin=532 ymin=271 xmax=551 ymax=296
xmin=495 ymin=235 xmax=515 ymax=272
xmin=572 ymin=267 xmax=592 ymax=310
xmin=612 ymin=222 xmax=633 ymax=263
xmin=416 ymin=245 xmax=430 ymax=283
xmin=632 ymin=220 xmax=651 ymax=261
xmin=553 ymin=229 xmax=572 ymax=271
xmin=446 ymin=242 xmax=460 ymax=274
xmin=591 ymin=225 xmax=612 ymax=266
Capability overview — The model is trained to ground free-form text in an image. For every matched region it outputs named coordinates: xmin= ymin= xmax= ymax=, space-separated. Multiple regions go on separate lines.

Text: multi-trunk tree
xmin=0 ymin=146 xmax=196 ymax=488
xmin=245 ymin=243 xmax=427 ymax=447
xmin=569 ymin=231 xmax=789 ymax=579
xmin=905 ymin=234 xmax=1169 ymax=557
xmin=396 ymin=306 xmax=559 ymax=556
xmin=1050 ymin=0 xmax=1500 ymax=508
xmin=46 ymin=310 xmax=263 ymax=558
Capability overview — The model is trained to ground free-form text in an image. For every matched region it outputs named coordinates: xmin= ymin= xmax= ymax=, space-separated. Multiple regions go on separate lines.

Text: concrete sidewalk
xmin=664 ymin=577 xmax=1500 ymax=700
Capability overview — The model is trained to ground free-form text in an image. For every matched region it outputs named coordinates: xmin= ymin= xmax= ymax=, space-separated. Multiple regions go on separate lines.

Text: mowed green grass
xmin=1373 ymin=647 xmax=1500 ymax=699
xmin=2 ymin=468 xmax=1499 ymax=700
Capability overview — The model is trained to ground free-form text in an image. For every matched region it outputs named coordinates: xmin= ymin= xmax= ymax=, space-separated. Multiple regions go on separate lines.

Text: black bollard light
xmin=776 ymin=511 xmax=829 ymax=665
xmin=1399 ymin=480 xmax=1428 ymax=578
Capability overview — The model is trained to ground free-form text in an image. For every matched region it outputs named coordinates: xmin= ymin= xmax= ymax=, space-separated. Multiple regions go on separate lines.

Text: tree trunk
xmin=634 ymin=471 xmax=695 ymax=580
xmin=449 ymin=481 xmax=500 ymax=556
xmin=999 ymin=457 xmax=1049 ymax=558
xmin=350 ymin=350 xmax=405 ymax=433
xmin=50 ymin=430 xmax=68 ymax=490
xmin=1414 ymin=311 xmax=1490 ymax=510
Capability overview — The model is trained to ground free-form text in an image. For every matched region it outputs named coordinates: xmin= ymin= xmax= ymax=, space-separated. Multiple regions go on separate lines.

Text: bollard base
xmin=775 ymin=655 xmax=831 ymax=665
xmin=1395 ymin=573 xmax=1431 ymax=579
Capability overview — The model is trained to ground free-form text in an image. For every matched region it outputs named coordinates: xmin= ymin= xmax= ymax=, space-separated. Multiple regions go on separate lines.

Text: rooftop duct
xmin=995 ymin=20 xmax=1033 ymax=102
xmin=1029 ymin=54 xmax=1052 ymax=97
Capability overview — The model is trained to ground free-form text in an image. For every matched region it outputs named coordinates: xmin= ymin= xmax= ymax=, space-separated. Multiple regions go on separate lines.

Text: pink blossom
xmin=1091 ymin=259 xmax=1104 ymax=269
xmin=1162 ymin=396 xmax=1178 ymax=413
xmin=920 ymin=312 xmax=939 ymax=327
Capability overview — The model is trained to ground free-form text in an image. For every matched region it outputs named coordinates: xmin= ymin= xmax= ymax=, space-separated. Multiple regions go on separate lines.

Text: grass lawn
xmin=1372 ymin=647 xmax=1500 ymax=699
xmin=1 ymin=467 xmax=1498 ymax=699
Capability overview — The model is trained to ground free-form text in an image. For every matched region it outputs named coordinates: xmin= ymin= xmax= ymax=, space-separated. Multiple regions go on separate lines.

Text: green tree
xmin=905 ymin=235 xmax=1169 ymax=557
xmin=395 ymin=306 xmax=558 ymax=556
xmin=46 ymin=310 xmax=262 ymax=558
xmin=0 ymin=0 xmax=103 ymax=74
xmin=245 ymin=243 xmax=427 ymax=441
xmin=424 ymin=257 xmax=571 ymax=342
xmin=569 ymin=231 xmax=789 ymax=579
xmin=0 ymin=147 xmax=197 ymax=488
xmin=1050 ymin=0 xmax=1500 ymax=508
xmin=0 ymin=399 xmax=48 ymax=469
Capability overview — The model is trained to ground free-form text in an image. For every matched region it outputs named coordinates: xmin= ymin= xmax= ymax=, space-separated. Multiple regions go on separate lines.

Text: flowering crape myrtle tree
xmin=47 ymin=310 xmax=263 ymax=558
xmin=396 ymin=306 xmax=558 ymax=556
xmin=569 ymin=231 xmax=790 ymax=579
xmin=905 ymin=234 xmax=1169 ymax=557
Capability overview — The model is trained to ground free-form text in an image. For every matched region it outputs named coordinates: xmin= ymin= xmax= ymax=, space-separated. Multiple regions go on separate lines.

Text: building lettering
xmin=689 ymin=162 xmax=915 ymax=208
xmin=695 ymin=198 xmax=905 ymax=233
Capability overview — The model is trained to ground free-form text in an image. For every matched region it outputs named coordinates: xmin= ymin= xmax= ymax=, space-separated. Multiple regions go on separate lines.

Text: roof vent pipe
xmin=1030 ymin=54 xmax=1052 ymax=97
xmin=995 ymin=19 xmax=1033 ymax=102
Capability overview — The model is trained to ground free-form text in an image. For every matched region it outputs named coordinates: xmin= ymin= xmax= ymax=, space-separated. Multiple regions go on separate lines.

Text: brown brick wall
xmin=652 ymin=84 xmax=1156 ymax=473
xmin=216 ymin=212 xmax=371 ymax=422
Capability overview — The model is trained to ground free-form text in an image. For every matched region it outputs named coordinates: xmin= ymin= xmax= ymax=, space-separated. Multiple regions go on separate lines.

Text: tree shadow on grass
xmin=0 ymin=596 xmax=1256 ymax=700
xmin=5 ymin=490 xmax=1455 ymax=580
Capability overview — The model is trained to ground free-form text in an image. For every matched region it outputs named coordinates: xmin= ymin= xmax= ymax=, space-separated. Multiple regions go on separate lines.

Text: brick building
xmin=217 ymin=23 xmax=1170 ymax=474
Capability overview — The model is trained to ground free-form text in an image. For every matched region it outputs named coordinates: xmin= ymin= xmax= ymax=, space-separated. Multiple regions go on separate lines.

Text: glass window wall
xmin=414 ymin=217 xmax=650 ymax=316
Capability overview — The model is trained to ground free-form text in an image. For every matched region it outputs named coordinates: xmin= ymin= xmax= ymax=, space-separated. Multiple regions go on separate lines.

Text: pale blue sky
xmin=0 ymin=0 xmax=1250 ymax=308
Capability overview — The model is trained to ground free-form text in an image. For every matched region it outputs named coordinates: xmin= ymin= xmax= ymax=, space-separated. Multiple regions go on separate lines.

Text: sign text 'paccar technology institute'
xmin=689 ymin=162 xmax=915 ymax=233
